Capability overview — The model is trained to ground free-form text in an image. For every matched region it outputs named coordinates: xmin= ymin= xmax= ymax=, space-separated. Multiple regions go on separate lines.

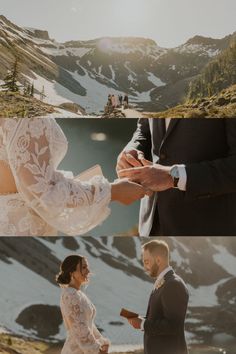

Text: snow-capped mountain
xmin=0 ymin=15 xmax=235 ymax=114
xmin=0 ymin=237 xmax=235 ymax=350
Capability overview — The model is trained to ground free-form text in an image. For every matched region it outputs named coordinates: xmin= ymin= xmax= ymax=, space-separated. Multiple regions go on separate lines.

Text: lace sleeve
xmin=62 ymin=291 xmax=101 ymax=353
xmin=4 ymin=118 xmax=111 ymax=236
xmin=92 ymin=324 xmax=110 ymax=347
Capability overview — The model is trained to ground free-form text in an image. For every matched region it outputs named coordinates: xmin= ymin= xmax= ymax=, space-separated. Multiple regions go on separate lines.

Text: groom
xmin=117 ymin=118 xmax=236 ymax=236
xmin=128 ymin=240 xmax=189 ymax=354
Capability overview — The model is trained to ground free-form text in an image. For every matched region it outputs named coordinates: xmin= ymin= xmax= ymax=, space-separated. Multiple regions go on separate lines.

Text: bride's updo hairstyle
xmin=56 ymin=255 xmax=84 ymax=285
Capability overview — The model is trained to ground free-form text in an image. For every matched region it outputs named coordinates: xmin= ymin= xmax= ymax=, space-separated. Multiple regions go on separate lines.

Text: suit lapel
xmin=150 ymin=118 xmax=166 ymax=142
xmin=159 ymin=119 xmax=180 ymax=152
xmin=164 ymin=269 xmax=175 ymax=281
xmin=164 ymin=119 xmax=179 ymax=141
xmin=146 ymin=270 xmax=175 ymax=317
xmin=146 ymin=289 xmax=156 ymax=318
xmin=145 ymin=287 xmax=161 ymax=318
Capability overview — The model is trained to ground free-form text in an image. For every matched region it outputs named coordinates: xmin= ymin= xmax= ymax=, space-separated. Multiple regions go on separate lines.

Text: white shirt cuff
xmin=176 ymin=165 xmax=187 ymax=191
xmin=140 ymin=317 xmax=145 ymax=331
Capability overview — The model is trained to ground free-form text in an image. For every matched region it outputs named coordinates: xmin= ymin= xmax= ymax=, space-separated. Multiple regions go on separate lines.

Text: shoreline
xmin=0 ymin=332 xmax=233 ymax=354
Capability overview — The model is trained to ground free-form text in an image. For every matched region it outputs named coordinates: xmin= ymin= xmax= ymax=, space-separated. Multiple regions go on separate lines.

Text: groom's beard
xmin=149 ymin=263 xmax=159 ymax=278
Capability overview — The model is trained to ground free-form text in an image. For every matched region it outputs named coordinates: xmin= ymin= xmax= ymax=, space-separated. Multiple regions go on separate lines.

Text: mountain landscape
xmin=0 ymin=14 xmax=236 ymax=117
xmin=0 ymin=237 xmax=235 ymax=354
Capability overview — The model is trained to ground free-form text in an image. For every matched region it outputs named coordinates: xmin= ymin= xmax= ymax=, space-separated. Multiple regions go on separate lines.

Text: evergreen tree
xmin=23 ymin=80 xmax=28 ymax=96
xmin=27 ymin=83 xmax=31 ymax=96
xmin=40 ymin=85 xmax=46 ymax=101
xmin=30 ymin=82 xmax=34 ymax=97
xmin=1 ymin=57 xmax=20 ymax=92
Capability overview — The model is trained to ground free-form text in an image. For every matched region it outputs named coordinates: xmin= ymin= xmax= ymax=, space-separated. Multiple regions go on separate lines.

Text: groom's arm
xmin=144 ymin=280 xmax=188 ymax=336
xmin=120 ymin=119 xmax=236 ymax=195
xmin=116 ymin=118 xmax=153 ymax=174
xmin=124 ymin=118 xmax=152 ymax=158
xmin=185 ymin=119 xmax=236 ymax=200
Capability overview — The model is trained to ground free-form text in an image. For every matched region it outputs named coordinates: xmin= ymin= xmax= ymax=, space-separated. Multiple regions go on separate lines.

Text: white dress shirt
xmin=153 ymin=265 xmax=173 ymax=290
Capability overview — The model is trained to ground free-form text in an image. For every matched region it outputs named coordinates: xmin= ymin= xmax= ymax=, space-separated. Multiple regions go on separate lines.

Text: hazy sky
xmin=1 ymin=0 xmax=236 ymax=47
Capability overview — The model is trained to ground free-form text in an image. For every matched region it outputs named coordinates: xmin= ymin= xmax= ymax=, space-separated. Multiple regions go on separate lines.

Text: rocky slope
xmin=0 ymin=237 xmax=235 ymax=352
xmin=1 ymin=15 xmax=234 ymax=115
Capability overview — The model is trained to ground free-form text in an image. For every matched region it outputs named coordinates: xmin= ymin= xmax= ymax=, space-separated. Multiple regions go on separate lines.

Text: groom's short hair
xmin=142 ymin=240 xmax=169 ymax=259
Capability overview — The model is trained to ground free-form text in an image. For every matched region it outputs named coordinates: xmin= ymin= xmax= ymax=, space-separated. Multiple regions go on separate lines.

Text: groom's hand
xmin=128 ymin=317 xmax=142 ymax=329
xmin=116 ymin=149 xmax=149 ymax=177
xmin=119 ymin=164 xmax=174 ymax=192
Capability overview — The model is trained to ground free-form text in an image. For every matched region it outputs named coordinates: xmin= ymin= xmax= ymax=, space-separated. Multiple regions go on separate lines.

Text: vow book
xmin=75 ymin=164 xmax=103 ymax=181
xmin=120 ymin=308 xmax=139 ymax=319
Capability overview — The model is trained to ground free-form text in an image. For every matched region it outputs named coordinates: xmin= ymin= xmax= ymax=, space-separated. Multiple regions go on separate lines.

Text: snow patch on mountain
xmin=124 ymin=62 xmax=137 ymax=77
xmin=175 ymin=44 xmax=221 ymax=57
xmin=188 ymin=278 xmax=229 ymax=307
xmin=213 ymin=245 xmax=236 ymax=277
xmin=41 ymin=45 xmax=92 ymax=58
xmin=128 ymin=74 xmax=136 ymax=84
xmin=109 ymin=65 xmax=116 ymax=81
xmin=147 ymin=72 xmax=166 ymax=87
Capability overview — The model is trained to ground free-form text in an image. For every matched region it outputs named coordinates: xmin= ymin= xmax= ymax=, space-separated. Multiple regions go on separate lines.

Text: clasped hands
xmin=111 ymin=149 xmax=174 ymax=206
xmin=115 ymin=149 xmax=174 ymax=202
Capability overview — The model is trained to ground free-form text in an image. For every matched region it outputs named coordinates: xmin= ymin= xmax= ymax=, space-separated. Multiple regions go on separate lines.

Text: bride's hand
xmin=99 ymin=344 xmax=109 ymax=354
xmin=99 ymin=344 xmax=109 ymax=353
xmin=111 ymin=178 xmax=152 ymax=205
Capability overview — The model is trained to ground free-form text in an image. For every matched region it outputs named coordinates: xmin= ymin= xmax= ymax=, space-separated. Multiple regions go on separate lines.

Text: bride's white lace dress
xmin=0 ymin=118 xmax=111 ymax=236
xmin=60 ymin=287 xmax=110 ymax=354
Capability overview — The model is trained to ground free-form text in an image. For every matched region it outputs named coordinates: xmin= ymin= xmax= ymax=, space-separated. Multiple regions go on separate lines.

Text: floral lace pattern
xmin=60 ymin=288 xmax=110 ymax=354
xmin=0 ymin=118 xmax=111 ymax=236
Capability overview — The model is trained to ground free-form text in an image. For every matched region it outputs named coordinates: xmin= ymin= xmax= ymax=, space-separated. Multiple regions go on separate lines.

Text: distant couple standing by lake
xmin=105 ymin=94 xmax=129 ymax=113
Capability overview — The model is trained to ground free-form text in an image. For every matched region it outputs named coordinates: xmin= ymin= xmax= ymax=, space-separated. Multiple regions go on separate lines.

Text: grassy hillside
xmin=0 ymin=92 xmax=55 ymax=117
xmin=147 ymin=84 xmax=236 ymax=118
xmin=0 ymin=333 xmax=143 ymax=354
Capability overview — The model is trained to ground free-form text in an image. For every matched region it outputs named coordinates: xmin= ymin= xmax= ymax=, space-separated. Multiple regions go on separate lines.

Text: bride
xmin=0 ymin=118 xmax=147 ymax=236
xmin=56 ymin=255 xmax=110 ymax=354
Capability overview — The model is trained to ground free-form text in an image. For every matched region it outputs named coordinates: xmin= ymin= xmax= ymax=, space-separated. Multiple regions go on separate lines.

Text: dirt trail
xmin=121 ymin=108 xmax=143 ymax=118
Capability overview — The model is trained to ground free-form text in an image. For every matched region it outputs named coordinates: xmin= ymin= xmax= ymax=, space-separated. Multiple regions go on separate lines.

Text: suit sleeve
xmin=144 ymin=280 xmax=188 ymax=336
xmin=185 ymin=119 xmax=236 ymax=199
xmin=124 ymin=118 xmax=152 ymax=159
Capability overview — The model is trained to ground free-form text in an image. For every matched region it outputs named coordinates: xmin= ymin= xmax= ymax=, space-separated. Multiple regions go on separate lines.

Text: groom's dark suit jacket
xmin=125 ymin=118 xmax=236 ymax=236
xmin=144 ymin=270 xmax=189 ymax=354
